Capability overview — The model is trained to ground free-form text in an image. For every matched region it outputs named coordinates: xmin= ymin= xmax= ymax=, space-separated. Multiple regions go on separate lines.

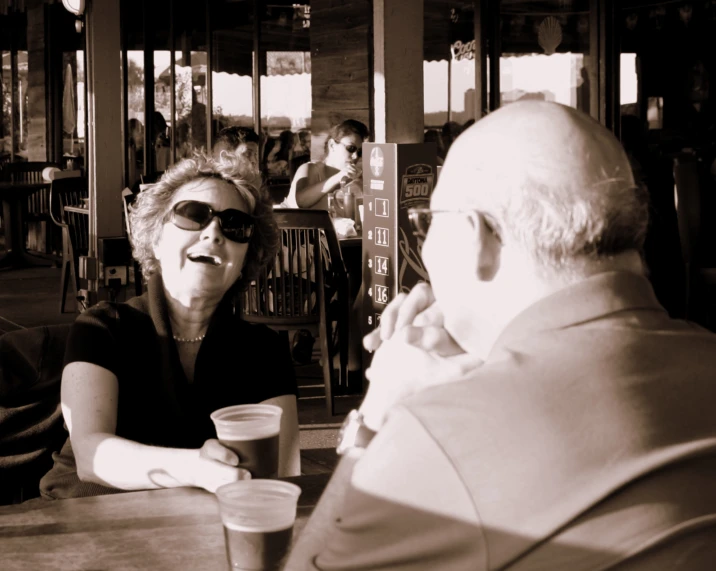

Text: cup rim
xmin=216 ymin=479 xmax=302 ymax=508
xmin=210 ymin=403 xmax=282 ymax=426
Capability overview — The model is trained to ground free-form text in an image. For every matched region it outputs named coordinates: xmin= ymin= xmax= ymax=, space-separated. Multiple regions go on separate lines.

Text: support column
xmin=26 ymin=0 xmax=47 ymax=161
xmin=373 ymin=0 xmax=424 ymax=144
xmin=310 ymin=0 xmax=372 ymax=159
xmin=85 ymin=0 xmax=124 ymax=299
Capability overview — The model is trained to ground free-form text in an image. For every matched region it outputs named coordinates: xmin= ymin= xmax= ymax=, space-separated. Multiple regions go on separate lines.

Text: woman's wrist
xmin=163 ymin=448 xmax=202 ymax=488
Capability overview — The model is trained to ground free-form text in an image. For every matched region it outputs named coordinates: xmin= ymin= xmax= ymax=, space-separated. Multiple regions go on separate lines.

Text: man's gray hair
xmin=496 ymin=170 xmax=649 ymax=269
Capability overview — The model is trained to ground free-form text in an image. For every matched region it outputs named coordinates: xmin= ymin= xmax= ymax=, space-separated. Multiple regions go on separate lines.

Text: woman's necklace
xmin=172 ymin=334 xmax=206 ymax=343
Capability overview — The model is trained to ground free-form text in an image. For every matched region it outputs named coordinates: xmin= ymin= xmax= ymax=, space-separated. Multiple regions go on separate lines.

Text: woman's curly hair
xmin=128 ymin=152 xmax=279 ymax=292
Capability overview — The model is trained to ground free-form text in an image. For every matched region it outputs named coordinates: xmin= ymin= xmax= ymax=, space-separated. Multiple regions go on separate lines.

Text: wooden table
xmin=0 ymin=473 xmax=330 ymax=570
xmin=0 ymin=181 xmax=53 ymax=270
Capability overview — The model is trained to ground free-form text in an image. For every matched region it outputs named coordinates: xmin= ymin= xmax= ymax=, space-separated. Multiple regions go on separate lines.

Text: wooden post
xmin=373 ymin=0 xmax=424 ymax=144
xmin=310 ymin=0 xmax=372 ymax=159
xmin=26 ymin=0 xmax=48 ymax=161
xmin=85 ymin=0 xmax=124 ymax=275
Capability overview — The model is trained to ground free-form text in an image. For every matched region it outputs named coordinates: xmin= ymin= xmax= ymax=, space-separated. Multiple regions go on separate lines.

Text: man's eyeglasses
xmin=407 ymin=207 xmax=502 ymax=243
xmin=169 ymin=200 xmax=255 ymax=243
xmin=337 ymin=141 xmax=362 ymax=158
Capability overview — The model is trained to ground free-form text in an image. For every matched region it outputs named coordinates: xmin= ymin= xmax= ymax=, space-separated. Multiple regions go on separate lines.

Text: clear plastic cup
xmin=211 ymin=404 xmax=283 ymax=479
xmin=216 ymin=480 xmax=301 ymax=571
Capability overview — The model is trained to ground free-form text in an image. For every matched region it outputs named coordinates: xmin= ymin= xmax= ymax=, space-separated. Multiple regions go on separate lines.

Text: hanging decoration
xmin=679 ymin=3 xmax=693 ymax=24
xmin=538 ymin=16 xmax=563 ymax=55
xmin=510 ymin=15 xmax=526 ymax=38
xmin=577 ymin=16 xmax=589 ymax=36
xmin=649 ymin=6 xmax=667 ymax=31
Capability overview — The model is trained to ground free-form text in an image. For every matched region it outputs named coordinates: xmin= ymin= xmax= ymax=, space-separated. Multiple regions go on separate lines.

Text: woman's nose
xmin=200 ymin=217 xmax=224 ymax=243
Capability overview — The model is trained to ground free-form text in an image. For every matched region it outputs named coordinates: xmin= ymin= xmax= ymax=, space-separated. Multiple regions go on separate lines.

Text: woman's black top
xmin=40 ymin=274 xmax=296 ymax=499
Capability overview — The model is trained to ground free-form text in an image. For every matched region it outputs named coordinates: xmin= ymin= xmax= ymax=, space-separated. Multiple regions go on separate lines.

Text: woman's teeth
xmin=187 ymin=253 xmax=222 ymax=266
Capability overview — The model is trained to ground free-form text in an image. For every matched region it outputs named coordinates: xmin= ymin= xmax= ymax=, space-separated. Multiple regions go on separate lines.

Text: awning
xmin=159 ymin=47 xmax=311 ymax=83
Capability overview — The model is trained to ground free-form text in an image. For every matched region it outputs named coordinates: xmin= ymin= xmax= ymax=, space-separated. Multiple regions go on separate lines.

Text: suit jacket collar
xmin=489 ymin=271 xmax=666 ymax=360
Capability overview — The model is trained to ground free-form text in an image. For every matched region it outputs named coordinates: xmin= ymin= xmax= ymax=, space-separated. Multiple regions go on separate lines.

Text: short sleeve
xmin=63 ymin=302 xmax=121 ymax=377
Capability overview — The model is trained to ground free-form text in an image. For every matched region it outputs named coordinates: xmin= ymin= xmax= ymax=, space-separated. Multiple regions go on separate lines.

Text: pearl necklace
xmin=172 ymin=334 xmax=206 ymax=343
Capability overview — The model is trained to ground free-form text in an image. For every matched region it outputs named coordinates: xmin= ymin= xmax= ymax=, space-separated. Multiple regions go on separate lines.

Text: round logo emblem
xmin=370 ymin=147 xmax=384 ymax=177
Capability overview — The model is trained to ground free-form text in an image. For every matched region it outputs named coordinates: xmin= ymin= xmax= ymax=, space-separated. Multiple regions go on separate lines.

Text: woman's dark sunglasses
xmin=338 ymin=141 xmax=362 ymax=157
xmin=169 ymin=200 xmax=255 ymax=243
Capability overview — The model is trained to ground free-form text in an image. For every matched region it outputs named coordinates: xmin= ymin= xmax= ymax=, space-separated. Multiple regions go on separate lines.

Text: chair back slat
xmin=240 ymin=209 xmax=348 ymax=328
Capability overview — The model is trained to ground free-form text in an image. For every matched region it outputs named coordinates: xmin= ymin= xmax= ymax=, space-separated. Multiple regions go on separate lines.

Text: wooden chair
xmin=2 ymin=161 xmax=60 ymax=257
xmin=239 ymin=209 xmax=350 ymax=415
xmin=122 ymin=188 xmax=143 ymax=296
xmin=49 ymin=177 xmax=89 ymax=313
xmin=673 ymin=156 xmax=716 ymax=324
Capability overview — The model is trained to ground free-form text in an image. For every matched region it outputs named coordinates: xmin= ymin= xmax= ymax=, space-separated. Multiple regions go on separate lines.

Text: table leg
xmin=0 ymin=197 xmax=53 ymax=270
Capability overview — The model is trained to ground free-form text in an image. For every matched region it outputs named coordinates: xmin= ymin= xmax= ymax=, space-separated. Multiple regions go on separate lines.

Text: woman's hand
xmin=340 ymin=162 xmax=361 ymax=181
xmin=187 ymin=439 xmax=250 ymax=493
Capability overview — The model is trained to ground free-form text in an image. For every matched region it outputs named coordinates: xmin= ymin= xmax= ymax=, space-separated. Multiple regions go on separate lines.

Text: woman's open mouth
xmin=187 ymin=252 xmax=223 ymax=266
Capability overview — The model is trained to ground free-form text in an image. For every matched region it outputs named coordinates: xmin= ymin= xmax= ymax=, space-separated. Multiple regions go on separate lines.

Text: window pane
xmin=151 ymin=0 xmax=172 ymax=173
xmin=16 ymin=50 xmax=28 ymax=157
xmin=211 ymin=0 xmax=254 ymax=137
xmin=174 ymin=1 xmax=207 ymax=159
xmin=124 ymin=0 xmax=145 ymax=187
xmin=62 ymin=51 xmax=86 ymax=170
xmin=499 ymin=1 xmax=592 ymax=115
xmin=1 ymin=50 xmax=10 ymax=164
xmin=424 ymin=2 xmax=476 ymax=161
xmin=260 ymin=2 xmax=311 ymax=184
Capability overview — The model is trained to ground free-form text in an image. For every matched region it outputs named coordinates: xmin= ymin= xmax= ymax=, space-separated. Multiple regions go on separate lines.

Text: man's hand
xmin=363 ymin=283 xmax=463 ymax=356
xmin=360 ymin=284 xmax=482 ymax=432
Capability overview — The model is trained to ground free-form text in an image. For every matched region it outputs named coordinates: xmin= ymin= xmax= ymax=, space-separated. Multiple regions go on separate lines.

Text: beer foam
xmin=224 ymin=521 xmax=293 ymax=533
xmin=215 ymin=425 xmax=280 ymax=440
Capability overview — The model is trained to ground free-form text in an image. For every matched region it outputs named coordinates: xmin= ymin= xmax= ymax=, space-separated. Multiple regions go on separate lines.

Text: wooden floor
xmin=0 ymin=266 xmax=362 ymax=475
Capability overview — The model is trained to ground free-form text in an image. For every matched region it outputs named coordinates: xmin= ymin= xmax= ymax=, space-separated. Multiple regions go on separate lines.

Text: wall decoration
xmin=538 ymin=16 xmax=563 ymax=55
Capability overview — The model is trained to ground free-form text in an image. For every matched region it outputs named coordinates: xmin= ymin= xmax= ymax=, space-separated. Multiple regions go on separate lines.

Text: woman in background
xmin=285 ymin=119 xmax=368 ymax=210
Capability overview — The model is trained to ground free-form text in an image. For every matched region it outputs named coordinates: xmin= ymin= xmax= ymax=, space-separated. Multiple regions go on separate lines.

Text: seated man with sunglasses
xmin=285 ymin=102 xmax=716 ymax=569
xmin=40 ymin=153 xmax=300 ymax=500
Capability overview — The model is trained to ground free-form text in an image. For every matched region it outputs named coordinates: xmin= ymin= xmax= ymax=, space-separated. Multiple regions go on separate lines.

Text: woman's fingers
xmin=201 ymin=465 xmax=252 ymax=494
xmin=200 ymin=439 xmax=240 ymax=467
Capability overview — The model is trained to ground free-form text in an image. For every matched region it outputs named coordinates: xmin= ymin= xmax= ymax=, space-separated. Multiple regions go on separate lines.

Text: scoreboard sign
xmin=361 ymin=143 xmax=438 ymax=372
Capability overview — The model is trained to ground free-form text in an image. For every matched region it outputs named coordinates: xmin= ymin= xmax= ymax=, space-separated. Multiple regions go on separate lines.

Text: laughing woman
xmin=40 ymin=153 xmax=300 ymax=500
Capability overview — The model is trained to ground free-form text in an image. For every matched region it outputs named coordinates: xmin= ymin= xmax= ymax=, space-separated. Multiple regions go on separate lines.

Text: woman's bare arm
xmin=292 ymin=162 xmax=343 ymax=208
xmin=62 ymin=362 xmax=243 ymax=493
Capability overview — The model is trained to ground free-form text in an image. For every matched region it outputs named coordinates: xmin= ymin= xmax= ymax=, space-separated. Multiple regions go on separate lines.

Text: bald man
xmin=285 ymin=102 xmax=716 ymax=570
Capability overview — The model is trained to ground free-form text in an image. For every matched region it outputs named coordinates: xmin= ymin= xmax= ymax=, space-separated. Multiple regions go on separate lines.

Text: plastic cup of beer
xmin=216 ymin=480 xmax=301 ymax=571
xmin=211 ymin=404 xmax=282 ymax=479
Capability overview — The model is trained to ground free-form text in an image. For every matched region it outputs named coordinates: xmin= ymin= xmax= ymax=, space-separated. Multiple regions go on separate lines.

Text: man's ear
xmin=475 ymin=213 xmax=501 ymax=281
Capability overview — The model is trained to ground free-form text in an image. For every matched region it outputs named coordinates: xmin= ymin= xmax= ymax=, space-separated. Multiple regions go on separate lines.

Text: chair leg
xmin=338 ymin=297 xmax=349 ymax=392
xmin=318 ymin=315 xmax=335 ymax=416
xmin=59 ymin=259 xmax=71 ymax=313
